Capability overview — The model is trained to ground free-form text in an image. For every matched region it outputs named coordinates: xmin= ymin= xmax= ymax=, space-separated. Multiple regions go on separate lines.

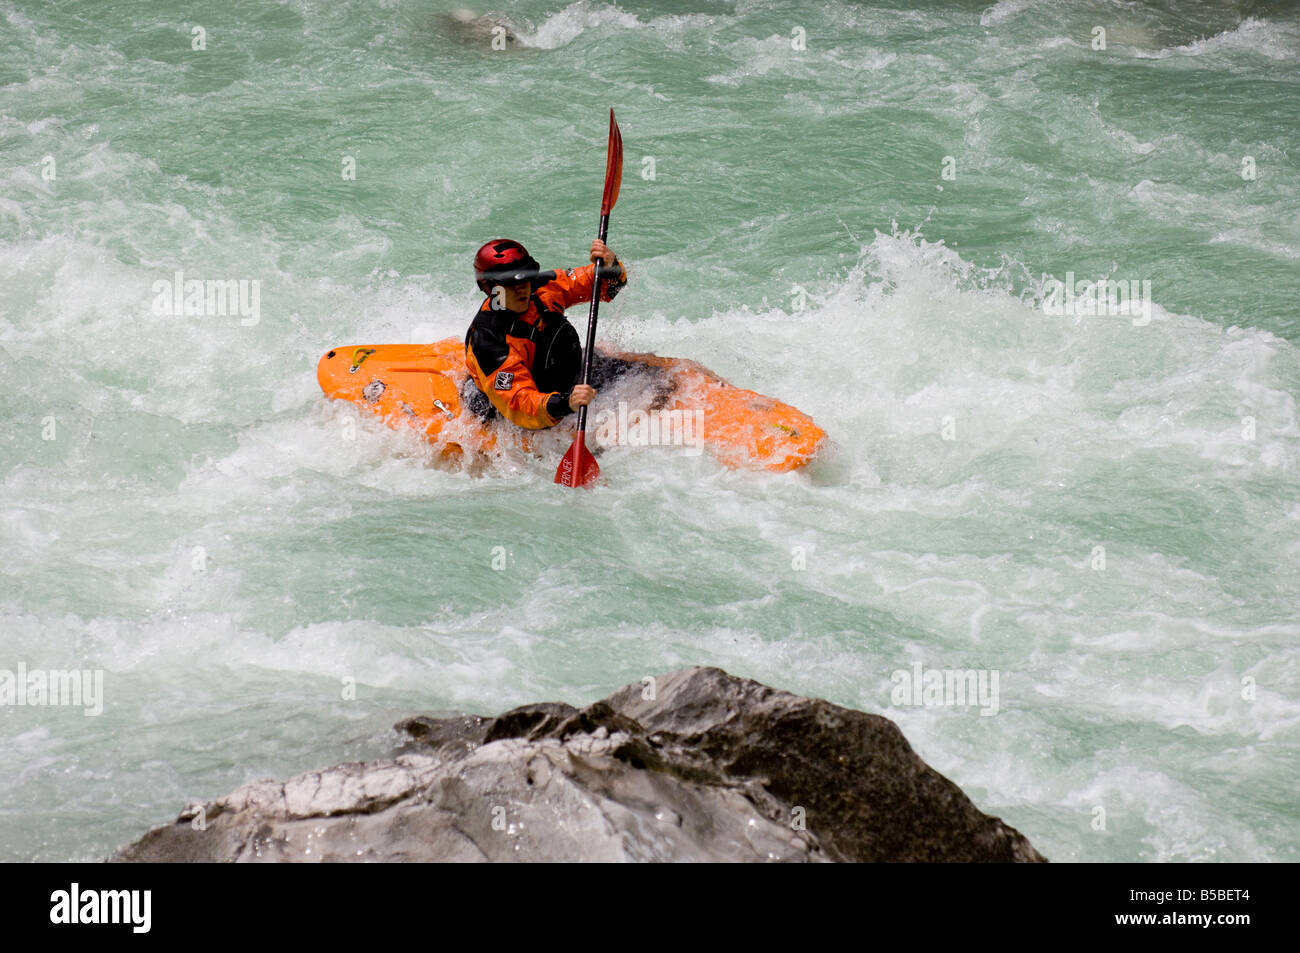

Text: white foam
xmin=1134 ymin=16 xmax=1299 ymax=62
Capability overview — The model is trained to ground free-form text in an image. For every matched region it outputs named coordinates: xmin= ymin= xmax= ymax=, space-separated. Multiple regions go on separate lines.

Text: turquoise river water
xmin=1 ymin=0 xmax=1298 ymax=861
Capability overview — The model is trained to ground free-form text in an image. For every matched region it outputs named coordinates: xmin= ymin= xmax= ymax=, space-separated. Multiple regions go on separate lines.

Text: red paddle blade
xmin=601 ymin=109 xmax=623 ymax=216
xmin=555 ymin=431 xmax=600 ymax=488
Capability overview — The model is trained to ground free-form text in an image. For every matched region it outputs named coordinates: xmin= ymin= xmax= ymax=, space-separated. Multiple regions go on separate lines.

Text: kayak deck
xmin=317 ymin=337 xmax=824 ymax=471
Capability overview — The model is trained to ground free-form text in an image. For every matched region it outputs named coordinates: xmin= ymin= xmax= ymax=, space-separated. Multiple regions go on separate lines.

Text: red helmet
xmin=473 ymin=239 xmax=541 ymax=291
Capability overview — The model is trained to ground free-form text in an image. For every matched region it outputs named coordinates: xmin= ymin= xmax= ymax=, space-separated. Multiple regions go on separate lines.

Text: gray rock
xmin=113 ymin=667 xmax=1045 ymax=862
xmin=440 ymin=9 xmax=517 ymax=50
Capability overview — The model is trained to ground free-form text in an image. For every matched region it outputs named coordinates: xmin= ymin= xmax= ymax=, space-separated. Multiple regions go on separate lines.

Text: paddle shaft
xmin=574 ymin=211 xmax=611 ymax=433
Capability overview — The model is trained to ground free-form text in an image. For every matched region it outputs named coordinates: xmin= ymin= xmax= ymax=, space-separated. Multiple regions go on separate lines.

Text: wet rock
xmin=441 ymin=9 xmax=517 ymax=50
xmin=114 ymin=667 xmax=1045 ymax=863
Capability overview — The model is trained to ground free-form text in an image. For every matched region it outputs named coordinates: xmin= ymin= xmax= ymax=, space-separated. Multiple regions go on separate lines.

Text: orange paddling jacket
xmin=465 ymin=261 xmax=627 ymax=429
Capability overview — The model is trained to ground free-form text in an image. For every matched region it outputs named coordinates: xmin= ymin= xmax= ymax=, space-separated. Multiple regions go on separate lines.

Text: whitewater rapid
xmin=2 ymin=0 xmax=1297 ymax=862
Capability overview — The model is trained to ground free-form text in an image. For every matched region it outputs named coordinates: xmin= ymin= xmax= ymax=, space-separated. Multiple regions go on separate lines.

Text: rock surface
xmin=114 ymin=667 xmax=1046 ymax=862
xmin=440 ymin=9 xmax=518 ymax=49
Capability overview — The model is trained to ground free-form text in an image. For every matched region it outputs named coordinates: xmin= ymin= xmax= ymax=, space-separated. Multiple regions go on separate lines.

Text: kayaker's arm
xmin=550 ymin=241 xmax=627 ymax=308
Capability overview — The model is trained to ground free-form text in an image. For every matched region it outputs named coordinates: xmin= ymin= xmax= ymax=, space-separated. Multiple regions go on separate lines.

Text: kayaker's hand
xmin=589 ymin=239 xmax=617 ymax=268
xmin=568 ymin=384 xmax=595 ymax=410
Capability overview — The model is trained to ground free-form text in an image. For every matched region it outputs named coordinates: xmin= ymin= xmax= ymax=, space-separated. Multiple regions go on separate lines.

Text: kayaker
xmin=464 ymin=238 xmax=627 ymax=429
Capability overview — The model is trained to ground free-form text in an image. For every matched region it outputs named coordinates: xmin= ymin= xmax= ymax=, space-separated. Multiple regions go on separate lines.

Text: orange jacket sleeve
xmin=544 ymin=261 xmax=628 ymax=309
xmin=465 ymin=320 xmax=568 ymax=429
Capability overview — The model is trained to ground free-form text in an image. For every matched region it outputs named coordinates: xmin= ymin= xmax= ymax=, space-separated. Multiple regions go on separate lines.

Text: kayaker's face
xmin=499 ymin=281 xmax=530 ymax=314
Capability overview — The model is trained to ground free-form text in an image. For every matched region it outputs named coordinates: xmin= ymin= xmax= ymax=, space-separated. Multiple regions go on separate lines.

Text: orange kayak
xmin=316 ymin=337 xmax=825 ymax=472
